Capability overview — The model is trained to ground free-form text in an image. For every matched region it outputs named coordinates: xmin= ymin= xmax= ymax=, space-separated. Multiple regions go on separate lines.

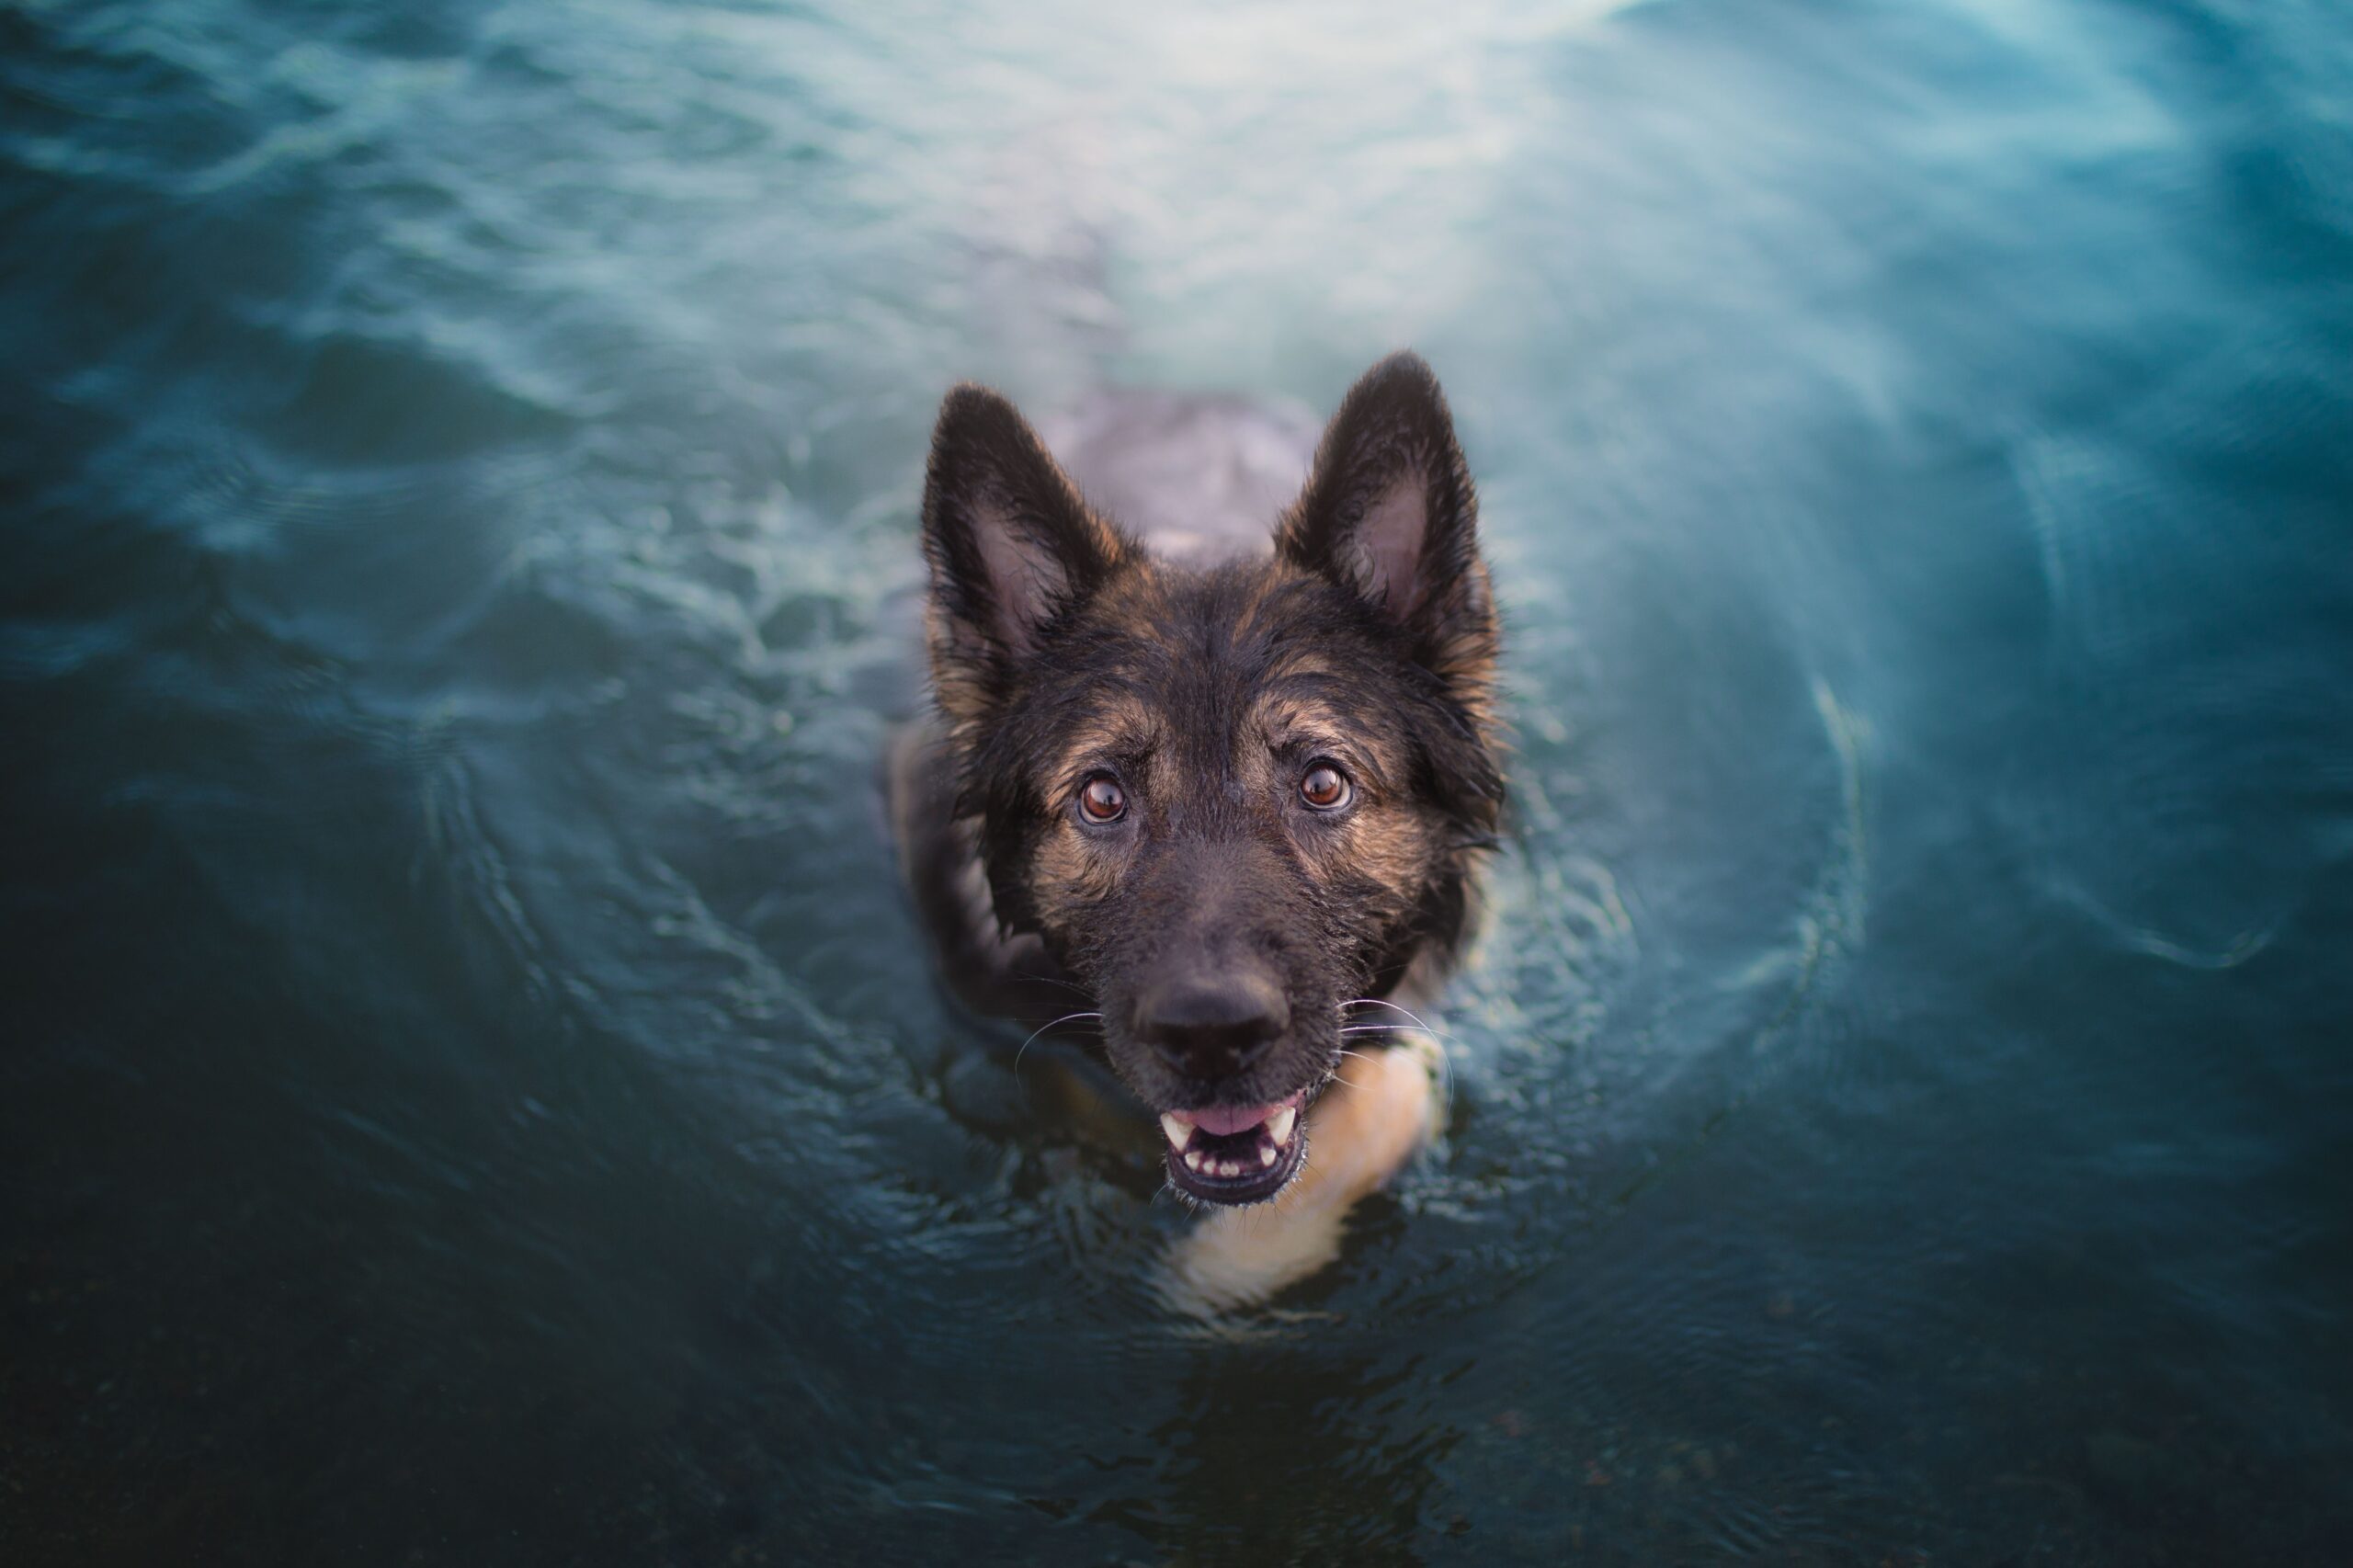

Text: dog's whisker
xmin=1014 ymin=970 xmax=1098 ymax=1002
xmin=1333 ymin=1021 xmax=1459 ymax=1122
xmin=1337 ymin=1017 xmax=1463 ymax=1052
xmin=1012 ymin=1011 xmax=1103 ymax=1093
xmin=1335 ymin=1017 xmax=1461 ymax=1063
xmin=1337 ymin=995 xmax=1438 ymax=1032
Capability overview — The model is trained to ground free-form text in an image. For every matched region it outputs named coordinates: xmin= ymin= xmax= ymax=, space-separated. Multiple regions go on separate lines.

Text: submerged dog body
xmin=892 ymin=353 xmax=1501 ymax=1282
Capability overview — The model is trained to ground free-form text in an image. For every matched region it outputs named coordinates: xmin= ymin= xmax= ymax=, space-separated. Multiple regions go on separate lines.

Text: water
xmin=5 ymin=0 xmax=2350 ymax=1561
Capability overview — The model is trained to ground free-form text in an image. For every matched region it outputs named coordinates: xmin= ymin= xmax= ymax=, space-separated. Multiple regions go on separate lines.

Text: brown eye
xmin=1078 ymin=775 xmax=1127 ymax=824
xmin=1300 ymin=763 xmax=1351 ymax=811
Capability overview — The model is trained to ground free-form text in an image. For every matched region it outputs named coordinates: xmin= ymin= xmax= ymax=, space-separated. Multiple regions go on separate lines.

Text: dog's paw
xmin=1156 ymin=1040 xmax=1441 ymax=1317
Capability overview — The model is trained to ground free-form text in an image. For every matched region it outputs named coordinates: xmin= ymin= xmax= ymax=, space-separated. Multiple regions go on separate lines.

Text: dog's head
xmin=919 ymin=353 xmax=1501 ymax=1205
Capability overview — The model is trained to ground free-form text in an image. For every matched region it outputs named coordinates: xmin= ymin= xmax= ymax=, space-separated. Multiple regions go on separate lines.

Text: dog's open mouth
xmin=1158 ymin=1092 xmax=1308 ymax=1205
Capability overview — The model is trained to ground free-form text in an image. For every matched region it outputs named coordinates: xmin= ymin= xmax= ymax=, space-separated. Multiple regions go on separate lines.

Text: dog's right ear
xmin=921 ymin=384 xmax=1127 ymax=722
xmin=1278 ymin=352 xmax=1496 ymax=710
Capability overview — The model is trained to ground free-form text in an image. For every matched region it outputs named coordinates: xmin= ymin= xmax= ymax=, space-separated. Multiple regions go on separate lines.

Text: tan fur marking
xmin=1031 ymin=824 xmax=1122 ymax=913
xmin=925 ymin=602 xmax=995 ymax=731
xmin=1228 ymin=687 xmax=1441 ymax=934
xmin=1331 ymin=805 xmax=1442 ymax=909
xmin=1047 ymin=692 xmax=1157 ymax=794
xmin=1226 ymin=562 xmax=1296 ymax=645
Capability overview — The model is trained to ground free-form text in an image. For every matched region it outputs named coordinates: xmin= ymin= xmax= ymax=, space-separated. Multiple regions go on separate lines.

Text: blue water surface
xmin=5 ymin=1 xmax=2351 ymax=1562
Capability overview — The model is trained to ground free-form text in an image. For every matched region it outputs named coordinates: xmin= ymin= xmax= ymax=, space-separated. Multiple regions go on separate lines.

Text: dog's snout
xmin=1134 ymin=970 xmax=1290 ymax=1081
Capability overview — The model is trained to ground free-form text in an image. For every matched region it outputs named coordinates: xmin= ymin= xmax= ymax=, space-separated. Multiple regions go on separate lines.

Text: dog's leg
xmin=1161 ymin=1031 xmax=1443 ymax=1315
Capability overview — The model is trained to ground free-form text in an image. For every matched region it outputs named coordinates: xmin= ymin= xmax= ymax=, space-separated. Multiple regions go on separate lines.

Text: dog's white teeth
xmin=1266 ymin=1107 xmax=1297 ymax=1145
xmin=1174 ymin=1126 xmax=1286 ymax=1182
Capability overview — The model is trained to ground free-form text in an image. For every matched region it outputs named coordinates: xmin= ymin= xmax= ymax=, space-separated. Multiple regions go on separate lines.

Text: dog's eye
xmin=1299 ymin=763 xmax=1351 ymax=812
xmin=1077 ymin=774 xmax=1127 ymax=824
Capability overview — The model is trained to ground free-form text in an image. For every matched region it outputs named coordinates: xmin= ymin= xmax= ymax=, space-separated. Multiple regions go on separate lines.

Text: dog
xmin=889 ymin=351 xmax=1502 ymax=1307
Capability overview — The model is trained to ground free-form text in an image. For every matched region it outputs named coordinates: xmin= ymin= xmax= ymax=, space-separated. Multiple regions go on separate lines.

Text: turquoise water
xmin=6 ymin=0 xmax=2351 ymax=1561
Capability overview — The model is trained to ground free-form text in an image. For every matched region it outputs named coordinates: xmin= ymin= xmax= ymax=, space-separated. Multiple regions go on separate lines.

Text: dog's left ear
xmin=1278 ymin=352 xmax=1496 ymax=696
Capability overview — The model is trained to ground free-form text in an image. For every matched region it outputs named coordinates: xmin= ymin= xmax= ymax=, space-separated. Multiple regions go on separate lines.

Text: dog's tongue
xmin=1182 ymin=1103 xmax=1276 ymax=1137
xmin=1173 ymin=1091 xmax=1305 ymax=1138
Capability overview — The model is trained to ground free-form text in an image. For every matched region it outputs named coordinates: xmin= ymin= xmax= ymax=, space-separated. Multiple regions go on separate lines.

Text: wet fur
xmin=893 ymin=352 xmax=1501 ymax=1234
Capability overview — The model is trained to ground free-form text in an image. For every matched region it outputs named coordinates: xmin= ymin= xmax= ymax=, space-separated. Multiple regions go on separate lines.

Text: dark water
xmin=6 ymin=0 xmax=2351 ymax=1562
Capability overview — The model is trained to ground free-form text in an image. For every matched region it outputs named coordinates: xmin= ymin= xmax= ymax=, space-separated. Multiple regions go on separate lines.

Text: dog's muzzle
xmin=1158 ymin=1092 xmax=1308 ymax=1204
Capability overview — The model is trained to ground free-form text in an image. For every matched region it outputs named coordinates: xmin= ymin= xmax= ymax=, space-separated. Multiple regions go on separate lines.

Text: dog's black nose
xmin=1134 ymin=971 xmax=1290 ymax=1081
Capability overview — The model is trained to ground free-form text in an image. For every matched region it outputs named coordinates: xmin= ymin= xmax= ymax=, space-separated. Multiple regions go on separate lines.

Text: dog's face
xmin=920 ymin=354 xmax=1501 ymax=1205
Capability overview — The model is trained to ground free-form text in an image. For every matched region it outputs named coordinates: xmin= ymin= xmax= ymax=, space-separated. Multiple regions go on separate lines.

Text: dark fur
xmin=896 ymin=352 xmax=1501 ymax=1200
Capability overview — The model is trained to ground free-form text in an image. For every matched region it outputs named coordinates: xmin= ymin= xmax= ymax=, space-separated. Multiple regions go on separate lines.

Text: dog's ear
xmin=1278 ymin=352 xmax=1496 ymax=695
xmin=922 ymin=384 xmax=1128 ymax=721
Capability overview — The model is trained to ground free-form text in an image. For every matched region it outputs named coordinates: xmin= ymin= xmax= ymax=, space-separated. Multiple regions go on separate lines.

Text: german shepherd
xmin=890 ymin=352 xmax=1501 ymax=1305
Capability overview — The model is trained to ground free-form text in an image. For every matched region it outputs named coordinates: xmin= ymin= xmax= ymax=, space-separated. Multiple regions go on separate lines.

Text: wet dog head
xmin=919 ymin=353 xmax=1501 ymax=1204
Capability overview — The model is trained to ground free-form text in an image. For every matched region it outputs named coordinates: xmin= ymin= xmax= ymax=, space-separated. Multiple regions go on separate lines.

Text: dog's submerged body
xmin=891 ymin=353 xmax=1502 ymax=1306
